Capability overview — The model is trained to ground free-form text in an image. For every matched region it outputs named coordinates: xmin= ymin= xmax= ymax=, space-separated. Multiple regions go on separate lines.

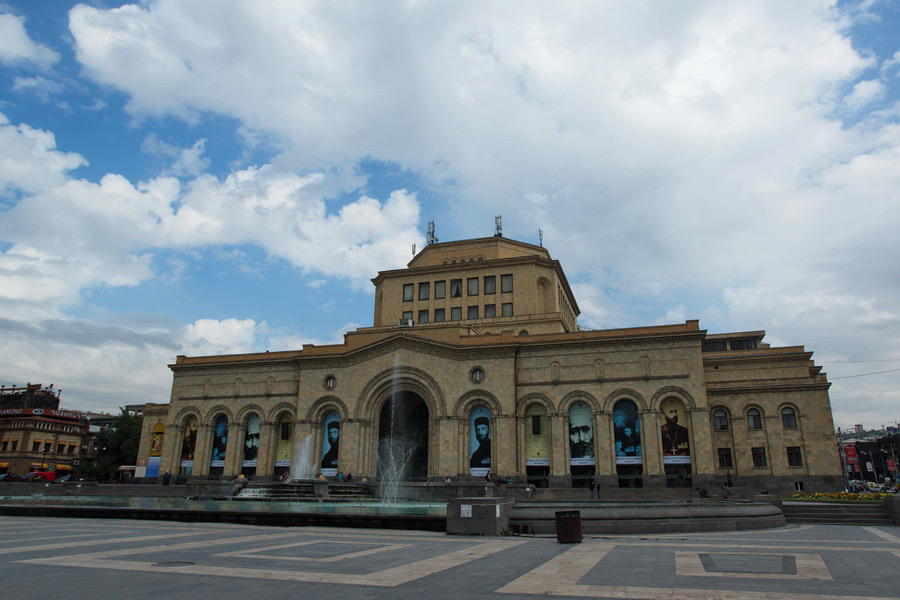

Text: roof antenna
xmin=494 ymin=215 xmax=503 ymax=237
xmin=539 ymin=229 xmax=543 ymax=247
xmin=426 ymin=221 xmax=438 ymax=245
xmin=411 ymin=243 xmax=416 ymax=257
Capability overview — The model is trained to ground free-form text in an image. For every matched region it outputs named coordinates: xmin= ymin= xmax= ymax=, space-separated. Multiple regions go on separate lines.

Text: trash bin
xmin=555 ymin=510 xmax=582 ymax=543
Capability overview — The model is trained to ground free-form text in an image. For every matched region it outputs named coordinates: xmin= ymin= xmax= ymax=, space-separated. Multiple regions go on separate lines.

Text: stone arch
xmin=354 ymin=366 xmax=446 ymax=421
xmin=171 ymin=406 xmax=202 ymax=427
xmin=452 ymin=389 xmax=502 ymax=418
xmin=307 ymin=396 xmax=349 ymax=422
xmin=649 ymin=386 xmax=697 ymax=410
xmin=602 ymin=388 xmax=647 ymax=412
xmin=204 ymin=405 xmax=234 ymax=424
xmin=266 ymin=403 xmax=297 ymax=423
xmin=517 ymin=392 xmax=555 ymax=415
xmin=235 ymin=404 xmax=265 ymax=423
xmin=559 ymin=391 xmax=601 ymax=413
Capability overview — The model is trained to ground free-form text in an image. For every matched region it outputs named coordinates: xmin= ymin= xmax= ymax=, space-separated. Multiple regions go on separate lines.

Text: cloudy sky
xmin=0 ymin=1 xmax=897 ymax=429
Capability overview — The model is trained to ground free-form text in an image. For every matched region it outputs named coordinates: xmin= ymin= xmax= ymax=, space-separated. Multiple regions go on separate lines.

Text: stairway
xmin=782 ymin=501 xmax=894 ymax=525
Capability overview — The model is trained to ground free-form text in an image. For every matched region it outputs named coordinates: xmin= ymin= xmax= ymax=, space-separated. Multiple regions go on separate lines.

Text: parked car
xmin=0 ymin=473 xmax=24 ymax=482
xmin=52 ymin=475 xmax=72 ymax=484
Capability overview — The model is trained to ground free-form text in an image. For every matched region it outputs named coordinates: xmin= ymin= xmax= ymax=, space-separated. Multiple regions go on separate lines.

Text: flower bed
xmin=787 ymin=491 xmax=887 ymax=502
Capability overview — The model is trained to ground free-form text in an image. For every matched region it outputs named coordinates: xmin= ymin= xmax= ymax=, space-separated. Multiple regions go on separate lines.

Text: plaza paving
xmin=3 ymin=516 xmax=900 ymax=599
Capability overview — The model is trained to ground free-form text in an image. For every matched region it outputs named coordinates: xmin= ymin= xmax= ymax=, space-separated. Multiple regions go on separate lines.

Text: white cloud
xmin=141 ymin=133 xmax=210 ymax=177
xmin=843 ymin=79 xmax=886 ymax=110
xmin=182 ymin=318 xmax=259 ymax=356
xmin=0 ymin=13 xmax=59 ymax=67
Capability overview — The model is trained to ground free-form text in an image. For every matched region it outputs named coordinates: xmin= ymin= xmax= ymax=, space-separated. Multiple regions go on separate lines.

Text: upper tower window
xmin=484 ymin=276 xmax=496 ymax=294
xmin=403 ymin=284 xmax=414 ymax=302
xmin=450 ymin=279 xmax=463 ymax=297
xmin=435 ymin=281 xmax=446 ymax=299
xmin=467 ymin=277 xmax=479 ymax=296
xmin=419 ymin=282 xmax=429 ymax=300
xmin=501 ymin=274 xmax=513 ymax=293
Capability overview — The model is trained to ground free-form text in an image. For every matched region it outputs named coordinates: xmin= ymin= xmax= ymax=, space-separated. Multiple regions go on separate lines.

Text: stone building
xmin=137 ymin=236 xmax=841 ymax=493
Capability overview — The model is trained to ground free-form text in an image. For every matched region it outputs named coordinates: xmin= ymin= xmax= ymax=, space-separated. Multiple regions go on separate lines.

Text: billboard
xmin=613 ymin=400 xmax=642 ymax=465
xmin=321 ymin=411 xmax=340 ymax=476
xmin=569 ymin=401 xmax=595 ymax=466
xmin=469 ymin=405 xmax=491 ymax=476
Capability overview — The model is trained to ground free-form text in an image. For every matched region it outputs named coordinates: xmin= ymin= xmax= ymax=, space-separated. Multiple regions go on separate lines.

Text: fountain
xmin=290 ymin=434 xmax=315 ymax=480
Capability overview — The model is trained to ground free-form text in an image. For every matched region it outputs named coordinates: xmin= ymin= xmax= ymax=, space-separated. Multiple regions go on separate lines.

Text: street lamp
xmin=38 ymin=446 xmax=48 ymax=472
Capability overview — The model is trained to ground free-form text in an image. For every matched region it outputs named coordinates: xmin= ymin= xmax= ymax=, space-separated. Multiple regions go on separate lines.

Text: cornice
xmin=706 ymin=381 xmax=831 ymax=395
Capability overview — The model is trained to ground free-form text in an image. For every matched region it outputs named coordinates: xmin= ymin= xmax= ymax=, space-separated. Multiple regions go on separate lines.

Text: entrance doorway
xmin=377 ymin=391 xmax=429 ymax=481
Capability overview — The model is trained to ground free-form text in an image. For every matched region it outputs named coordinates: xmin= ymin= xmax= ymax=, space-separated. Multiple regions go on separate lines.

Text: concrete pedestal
xmin=447 ymin=497 xmax=514 ymax=536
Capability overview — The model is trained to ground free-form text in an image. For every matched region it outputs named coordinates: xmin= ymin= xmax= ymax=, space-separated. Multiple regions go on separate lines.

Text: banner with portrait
xmin=469 ymin=405 xmax=491 ymax=476
xmin=613 ymin=400 xmax=642 ymax=465
xmin=660 ymin=398 xmax=691 ymax=464
xmin=242 ymin=414 xmax=260 ymax=467
xmin=569 ymin=401 xmax=595 ymax=466
xmin=149 ymin=423 xmax=164 ymax=457
xmin=210 ymin=414 xmax=228 ymax=468
xmin=321 ymin=411 xmax=340 ymax=476
xmin=180 ymin=416 xmax=198 ymax=467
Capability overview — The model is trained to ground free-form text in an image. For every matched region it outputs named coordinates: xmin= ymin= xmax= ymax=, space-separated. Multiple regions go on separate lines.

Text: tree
xmin=94 ymin=407 xmax=143 ymax=473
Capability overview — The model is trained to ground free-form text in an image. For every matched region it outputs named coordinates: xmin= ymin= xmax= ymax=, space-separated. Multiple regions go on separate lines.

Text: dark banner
xmin=613 ymin=400 xmax=642 ymax=464
xmin=210 ymin=415 xmax=227 ymax=467
xmin=321 ymin=411 xmax=339 ymax=475
xmin=242 ymin=414 xmax=260 ymax=467
xmin=660 ymin=398 xmax=691 ymax=464
xmin=469 ymin=405 xmax=491 ymax=476
xmin=569 ymin=401 xmax=595 ymax=465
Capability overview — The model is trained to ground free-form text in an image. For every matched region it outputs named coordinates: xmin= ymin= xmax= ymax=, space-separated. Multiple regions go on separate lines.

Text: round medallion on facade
xmin=470 ymin=367 xmax=486 ymax=384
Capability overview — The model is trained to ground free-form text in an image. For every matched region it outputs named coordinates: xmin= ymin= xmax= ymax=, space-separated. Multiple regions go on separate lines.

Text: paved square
xmin=3 ymin=517 xmax=900 ymax=599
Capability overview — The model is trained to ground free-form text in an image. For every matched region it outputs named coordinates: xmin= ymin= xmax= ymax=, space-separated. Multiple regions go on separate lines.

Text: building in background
xmin=0 ymin=384 xmax=94 ymax=476
xmin=137 ymin=236 xmax=842 ymax=494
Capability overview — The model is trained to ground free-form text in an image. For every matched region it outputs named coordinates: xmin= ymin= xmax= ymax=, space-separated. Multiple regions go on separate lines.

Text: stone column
xmin=257 ymin=421 xmax=278 ymax=479
xmin=193 ymin=423 xmax=212 ymax=477
xmin=640 ymin=410 xmax=663 ymax=486
xmin=594 ymin=412 xmax=614 ymax=477
xmin=341 ymin=418 xmax=363 ymax=477
xmin=224 ymin=422 xmax=244 ymax=477
xmin=549 ymin=412 xmax=567 ymax=484
xmin=161 ymin=424 xmax=183 ymax=476
xmin=495 ymin=414 xmax=517 ymax=477
xmin=687 ymin=407 xmax=715 ymax=485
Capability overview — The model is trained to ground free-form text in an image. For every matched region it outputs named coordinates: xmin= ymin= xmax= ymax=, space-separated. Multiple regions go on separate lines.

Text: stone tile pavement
xmin=2 ymin=517 xmax=900 ymax=599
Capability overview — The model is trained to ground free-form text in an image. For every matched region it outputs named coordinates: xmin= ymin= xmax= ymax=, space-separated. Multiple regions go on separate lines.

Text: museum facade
xmin=137 ymin=236 xmax=841 ymax=492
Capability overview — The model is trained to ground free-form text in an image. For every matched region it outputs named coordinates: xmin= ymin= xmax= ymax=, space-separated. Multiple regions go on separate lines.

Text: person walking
xmin=589 ymin=480 xmax=595 ymax=499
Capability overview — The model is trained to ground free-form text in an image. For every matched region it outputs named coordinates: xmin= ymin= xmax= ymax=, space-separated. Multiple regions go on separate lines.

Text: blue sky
xmin=0 ymin=0 xmax=898 ymax=430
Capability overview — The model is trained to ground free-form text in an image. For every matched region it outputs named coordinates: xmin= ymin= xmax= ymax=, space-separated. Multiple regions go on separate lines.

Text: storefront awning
xmin=54 ymin=464 xmax=73 ymax=471
xmin=0 ymin=462 xmax=9 ymax=468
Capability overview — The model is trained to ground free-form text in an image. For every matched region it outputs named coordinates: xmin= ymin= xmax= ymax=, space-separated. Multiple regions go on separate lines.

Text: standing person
xmin=595 ymin=481 xmax=601 ymax=502
xmin=726 ymin=472 xmax=733 ymax=488
xmin=589 ymin=480 xmax=595 ymax=499
xmin=338 ymin=470 xmax=344 ymax=482
xmin=162 ymin=471 xmax=171 ymax=486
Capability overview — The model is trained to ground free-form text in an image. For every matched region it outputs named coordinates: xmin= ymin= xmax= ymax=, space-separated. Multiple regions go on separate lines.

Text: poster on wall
xmin=613 ymin=400 xmax=642 ymax=465
xmin=146 ymin=456 xmax=161 ymax=478
xmin=321 ymin=411 xmax=340 ymax=476
xmin=469 ymin=405 xmax=491 ymax=476
xmin=242 ymin=414 xmax=260 ymax=467
xmin=149 ymin=424 xmax=164 ymax=457
xmin=210 ymin=415 xmax=228 ymax=468
xmin=180 ymin=417 xmax=198 ymax=463
xmin=660 ymin=398 xmax=691 ymax=464
xmin=569 ymin=402 xmax=595 ymax=466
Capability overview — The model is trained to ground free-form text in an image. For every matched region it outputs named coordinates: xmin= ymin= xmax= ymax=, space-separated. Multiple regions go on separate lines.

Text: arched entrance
xmin=377 ymin=391 xmax=429 ymax=481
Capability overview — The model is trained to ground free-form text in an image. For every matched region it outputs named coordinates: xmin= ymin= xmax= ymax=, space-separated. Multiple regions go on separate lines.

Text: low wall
xmin=510 ymin=502 xmax=785 ymax=535
xmin=0 ymin=482 xmax=240 ymax=498
xmin=885 ymin=495 xmax=900 ymax=524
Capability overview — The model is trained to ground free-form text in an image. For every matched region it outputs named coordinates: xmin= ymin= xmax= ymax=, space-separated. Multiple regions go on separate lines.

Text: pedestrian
xmin=726 ymin=471 xmax=733 ymax=488
xmin=346 ymin=471 xmax=353 ymax=482
xmin=162 ymin=471 xmax=171 ymax=486
xmin=338 ymin=470 xmax=344 ymax=482
xmin=589 ymin=480 xmax=595 ymax=499
xmin=594 ymin=480 xmax=600 ymax=502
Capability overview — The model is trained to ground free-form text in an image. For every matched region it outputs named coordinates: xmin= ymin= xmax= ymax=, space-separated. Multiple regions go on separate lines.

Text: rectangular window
xmin=10 ymin=439 xmax=17 ymax=451
xmin=484 ymin=275 xmax=496 ymax=294
xmin=787 ymin=446 xmax=803 ymax=467
xmin=68 ymin=443 xmax=76 ymax=454
xmin=794 ymin=481 xmax=804 ymax=492
xmin=467 ymin=277 xmax=479 ymax=296
xmin=57 ymin=443 xmax=65 ymax=454
xmin=281 ymin=423 xmax=291 ymax=440
xmin=450 ymin=279 xmax=462 ymax=298
xmin=451 ymin=307 xmax=462 ymax=321
xmin=418 ymin=310 xmax=429 ymax=324
xmin=467 ymin=306 xmax=478 ymax=319
xmin=418 ymin=282 xmax=429 ymax=300
xmin=702 ymin=341 xmax=727 ymax=352
xmin=532 ymin=415 xmax=541 ymax=435
xmin=484 ymin=304 xmax=496 ymax=318
xmin=730 ymin=339 xmax=758 ymax=350
xmin=501 ymin=274 xmax=513 ymax=293
xmin=502 ymin=302 xmax=513 ymax=317
xmin=32 ymin=440 xmax=40 ymax=452
xmin=751 ymin=447 xmax=767 ymax=468
xmin=782 ymin=410 xmax=797 ymax=428
xmin=434 ymin=280 xmax=446 ymax=299
xmin=0 ymin=440 xmax=7 ymax=452
xmin=402 ymin=311 xmax=413 ymax=322
xmin=43 ymin=442 xmax=52 ymax=453
xmin=434 ymin=308 xmax=445 ymax=322
xmin=717 ymin=447 xmax=733 ymax=468
xmin=403 ymin=283 xmax=414 ymax=302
